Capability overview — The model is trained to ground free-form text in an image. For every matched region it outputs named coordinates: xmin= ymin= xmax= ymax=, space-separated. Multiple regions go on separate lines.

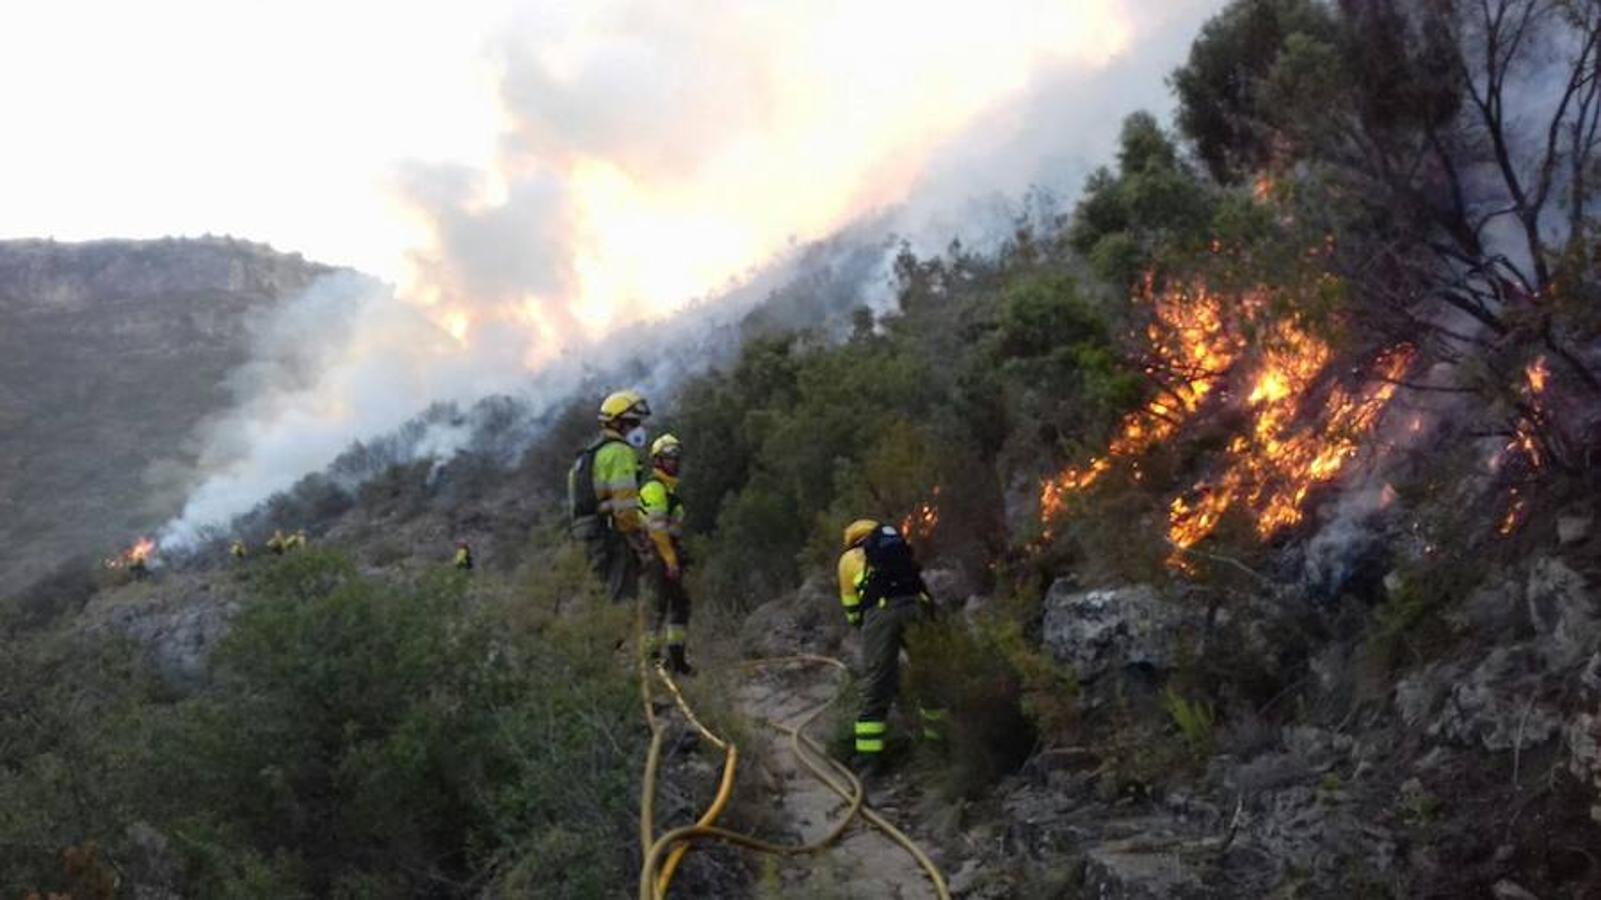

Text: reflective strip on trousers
xmin=664 ymin=624 xmax=687 ymax=646
xmin=855 ymin=719 xmax=886 ymax=752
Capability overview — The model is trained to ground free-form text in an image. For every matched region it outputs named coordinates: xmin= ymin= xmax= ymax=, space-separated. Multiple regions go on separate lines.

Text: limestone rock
xmin=1566 ymin=711 xmax=1601 ymax=824
xmin=1395 ymin=663 xmax=1461 ymax=729
xmin=1041 ymin=582 xmax=1198 ymax=681
xmin=1430 ymin=647 xmax=1562 ymax=752
xmin=738 ymin=574 xmax=849 ymax=659
xmin=1081 ymin=837 xmax=1205 ymax=899
xmin=1557 ymin=515 xmax=1593 ymax=546
xmin=1526 ymin=558 xmax=1597 ymax=668
xmin=1249 ymin=784 xmax=1397 ymax=886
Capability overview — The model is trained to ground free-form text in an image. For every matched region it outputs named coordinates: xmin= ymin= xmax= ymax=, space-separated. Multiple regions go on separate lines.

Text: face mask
xmin=625 ymin=426 xmax=649 ymax=449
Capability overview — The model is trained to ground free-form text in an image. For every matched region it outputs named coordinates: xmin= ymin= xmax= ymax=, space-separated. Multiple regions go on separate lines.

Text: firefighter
xmin=838 ymin=518 xmax=931 ymax=776
xmin=230 ymin=539 xmax=247 ymax=560
xmin=567 ymin=390 xmax=652 ymax=603
xmin=287 ymin=529 xmax=308 ymax=551
xmin=454 ymin=540 xmax=473 ymax=571
xmin=266 ymin=529 xmax=288 ymax=556
xmin=641 ymin=434 xmax=693 ymax=675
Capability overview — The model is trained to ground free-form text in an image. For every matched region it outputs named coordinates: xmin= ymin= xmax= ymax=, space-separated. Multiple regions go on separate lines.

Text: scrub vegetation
xmin=5 ymin=0 xmax=1601 ymax=896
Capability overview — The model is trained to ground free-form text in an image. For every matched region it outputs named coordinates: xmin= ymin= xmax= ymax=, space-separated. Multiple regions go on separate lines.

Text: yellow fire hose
xmin=635 ymin=596 xmax=949 ymax=900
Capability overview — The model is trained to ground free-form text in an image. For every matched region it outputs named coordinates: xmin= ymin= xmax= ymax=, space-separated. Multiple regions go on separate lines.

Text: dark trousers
xmin=574 ymin=516 xmax=639 ymax=604
xmin=647 ymin=563 xmax=691 ymax=648
xmin=855 ymin=597 xmax=923 ymax=755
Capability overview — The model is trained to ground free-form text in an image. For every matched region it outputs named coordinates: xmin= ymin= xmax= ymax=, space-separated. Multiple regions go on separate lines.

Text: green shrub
xmin=902 ymin=619 xmax=1037 ymax=798
xmin=1 ymin=551 xmax=646 ymax=899
xmin=1162 ymin=687 xmax=1217 ymax=762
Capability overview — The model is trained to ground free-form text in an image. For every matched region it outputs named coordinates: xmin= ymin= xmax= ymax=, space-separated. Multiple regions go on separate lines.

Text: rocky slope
xmin=0 ymin=237 xmax=334 ymax=588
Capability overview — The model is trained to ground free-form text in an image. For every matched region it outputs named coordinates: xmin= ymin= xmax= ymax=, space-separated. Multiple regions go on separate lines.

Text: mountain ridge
xmin=0 ymin=236 xmax=337 ymax=587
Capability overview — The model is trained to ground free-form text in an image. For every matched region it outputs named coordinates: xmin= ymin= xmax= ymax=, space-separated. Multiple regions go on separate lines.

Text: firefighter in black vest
xmin=838 ymin=519 xmax=930 ymax=774
xmin=641 ymin=434 xmax=693 ymax=675
xmin=567 ymin=390 xmax=652 ymax=602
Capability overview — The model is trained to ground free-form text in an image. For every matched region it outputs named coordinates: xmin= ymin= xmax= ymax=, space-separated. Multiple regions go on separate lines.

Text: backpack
xmin=566 ymin=435 xmax=621 ymax=521
xmin=859 ymin=524 xmax=926 ymax=606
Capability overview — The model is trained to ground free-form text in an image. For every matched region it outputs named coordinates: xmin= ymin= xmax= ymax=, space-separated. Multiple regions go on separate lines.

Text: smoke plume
xmin=161 ymin=0 xmax=1227 ymax=545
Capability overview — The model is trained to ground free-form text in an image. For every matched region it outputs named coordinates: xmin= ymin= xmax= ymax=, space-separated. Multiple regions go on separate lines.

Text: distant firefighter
xmin=267 ymin=530 xmax=288 ymax=555
xmin=230 ymin=539 xmax=247 ymax=560
xmin=454 ymin=540 xmax=473 ymax=571
xmin=286 ymin=529 xmax=308 ymax=551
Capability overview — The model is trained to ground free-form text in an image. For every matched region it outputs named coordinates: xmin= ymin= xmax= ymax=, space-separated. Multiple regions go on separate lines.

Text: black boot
xmin=667 ymin=644 xmax=696 ymax=676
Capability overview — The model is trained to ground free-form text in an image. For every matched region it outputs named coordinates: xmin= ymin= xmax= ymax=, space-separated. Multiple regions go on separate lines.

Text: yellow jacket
xmin=640 ymin=469 xmax=685 ymax=570
xmin=837 ymin=547 xmax=867 ymax=626
xmin=592 ymin=431 xmax=644 ymax=533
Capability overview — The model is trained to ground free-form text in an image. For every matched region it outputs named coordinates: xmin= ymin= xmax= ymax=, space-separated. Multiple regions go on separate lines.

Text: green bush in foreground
xmin=1 ymin=551 xmax=644 ymax=899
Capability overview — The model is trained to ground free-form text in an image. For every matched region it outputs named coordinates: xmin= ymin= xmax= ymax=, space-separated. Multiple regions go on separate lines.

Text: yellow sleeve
xmin=838 ymin=548 xmax=865 ymax=625
xmin=640 ymin=481 xmax=678 ymax=569
xmin=594 ymin=442 xmax=642 ymax=532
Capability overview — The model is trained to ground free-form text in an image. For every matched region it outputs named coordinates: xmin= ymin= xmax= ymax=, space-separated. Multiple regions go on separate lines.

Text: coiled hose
xmin=635 ymin=595 xmax=949 ymax=900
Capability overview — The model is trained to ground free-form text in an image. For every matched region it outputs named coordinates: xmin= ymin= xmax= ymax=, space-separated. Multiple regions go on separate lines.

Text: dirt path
xmin=733 ymin=665 xmax=938 ymax=899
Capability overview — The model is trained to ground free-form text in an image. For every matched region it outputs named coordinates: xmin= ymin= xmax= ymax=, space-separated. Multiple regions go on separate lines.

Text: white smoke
xmin=159 ymin=0 xmax=1229 ymax=546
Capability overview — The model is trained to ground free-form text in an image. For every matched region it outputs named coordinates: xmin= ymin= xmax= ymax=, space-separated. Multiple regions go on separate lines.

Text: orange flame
xmin=1039 ymin=277 xmax=1256 ymax=524
xmin=1525 ymin=356 xmax=1549 ymax=394
xmin=902 ymin=486 xmax=941 ymax=544
xmin=1037 ymin=265 xmax=1415 ymax=568
xmin=1168 ymin=343 xmax=1414 ymax=562
xmin=1499 ymin=489 xmax=1526 ymax=536
xmin=106 ymin=537 xmax=156 ymax=570
xmin=1493 ymin=358 xmax=1551 ymax=472
xmin=1252 ymin=173 xmax=1275 ymax=203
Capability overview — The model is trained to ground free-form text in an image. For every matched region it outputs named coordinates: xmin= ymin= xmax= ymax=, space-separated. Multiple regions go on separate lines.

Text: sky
xmin=0 ymin=2 xmax=506 ymax=279
xmin=0 ymin=0 xmax=1228 ymax=541
xmin=1 ymin=1 xmax=1215 ymax=302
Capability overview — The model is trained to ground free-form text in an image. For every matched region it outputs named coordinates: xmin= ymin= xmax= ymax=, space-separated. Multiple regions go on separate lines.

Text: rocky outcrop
xmin=84 ymin=576 xmax=240 ymax=688
xmin=738 ymin=574 xmax=852 ymax=659
xmin=1525 ymin=557 xmax=1597 ymax=668
xmin=1041 ymin=582 xmax=1202 ymax=682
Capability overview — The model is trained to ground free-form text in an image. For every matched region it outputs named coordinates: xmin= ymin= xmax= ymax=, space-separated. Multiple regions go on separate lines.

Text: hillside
xmin=0 ymin=237 xmax=334 ymax=587
xmin=3 ymin=1 xmax=1601 ymax=897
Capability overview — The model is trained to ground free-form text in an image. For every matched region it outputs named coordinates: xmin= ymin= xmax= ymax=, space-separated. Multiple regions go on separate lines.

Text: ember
xmin=902 ymin=487 xmax=941 ymax=544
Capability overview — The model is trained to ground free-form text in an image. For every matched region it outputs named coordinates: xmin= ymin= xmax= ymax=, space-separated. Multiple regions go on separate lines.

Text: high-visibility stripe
xmin=855 ymin=738 xmax=885 ymax=753
xmin=665 ymin=625 xmax=687 ymax=645
xmin=854 ymin=720 xmax=887 ymax=736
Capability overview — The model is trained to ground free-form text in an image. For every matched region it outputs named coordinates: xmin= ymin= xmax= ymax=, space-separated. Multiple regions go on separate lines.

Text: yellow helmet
xmin=842 ymin=518 xmax=879 ymax=550
xmin=598 ymin=390 xmax=651 ymax=424
xmin=650 ymin=433 xmax=682 ymax=459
